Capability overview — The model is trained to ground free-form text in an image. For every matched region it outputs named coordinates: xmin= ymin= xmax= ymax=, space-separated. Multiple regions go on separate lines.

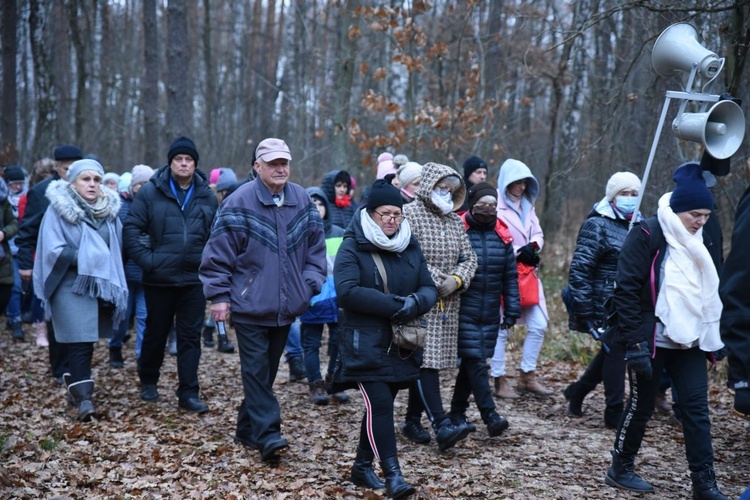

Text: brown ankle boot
xmin=493 ymin=376 xmax=520 ymax=399
xmin=517 ymin=370 xmax=552 ymax=398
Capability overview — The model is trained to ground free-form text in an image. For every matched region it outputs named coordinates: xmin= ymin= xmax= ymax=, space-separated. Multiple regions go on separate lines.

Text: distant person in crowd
xmin=17 ymin=145 xmax=83 ymax=384
xmin=33 ymin=159 xmax=127 ymax=421
xmin=0 ymin=176 xmax=19 ymax=340
xmin=457 ymin=155 xmax=488 ymax=212
xmin=321 ymin=169 xmax=358 ymax=230
xmin=208 ymin=168 xmax=221 ymax=191
xmin=17 ymin=158 xmax=55 ymax=347
xmin=102 ymin=172 xmax=120 ymax=192
xmin=332 ymin=174 xmax=437 ymax=497
xmin=397 ymin=161 xmax=422 ymax=204
xmin=109 ymin=164 xmax=154 ymax=367
xmin=603 ymin=162 xmax=726 ymax=499
xmin=376 ymin=153 xmax=400 ymax=187
xmin=214 ymin=167 xmax=238 ymax=205
xmin=450 ymin=182 xmax=518 ymax=437
xmin=300 ymin=187 xmax=346 ymax=405
xmin=490 ymin=159 xmax=552 ymax=398
xmin=200 ymin=138 xmax=326 ymax=461
xmin=3 ymin=165 xmax=27 ymax=342
xmin=563 ymin=172 xmax=640 ymax=427
xmin=401 ymin=162 xmax=477 ymax=451
xmin=124 ymin=136 xmax=218 ymax=413
xmin=117 ymin=172 xmax=132 ymax=197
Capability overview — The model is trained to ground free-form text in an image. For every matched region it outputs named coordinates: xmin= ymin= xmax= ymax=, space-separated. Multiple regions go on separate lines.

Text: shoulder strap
xmin=371 ymin=252 xmax=389 ymax=294
xmin=640 ymin=218 xmax=663 ymax=257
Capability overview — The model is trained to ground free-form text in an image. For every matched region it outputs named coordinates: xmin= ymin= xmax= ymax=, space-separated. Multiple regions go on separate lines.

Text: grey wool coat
xmin=33 ymin=181 xmax=126 ymax=343
xmin=403 ymin=162 xmax=478 ymax=369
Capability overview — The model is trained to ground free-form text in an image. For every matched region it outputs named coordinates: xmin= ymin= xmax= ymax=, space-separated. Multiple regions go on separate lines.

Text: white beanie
xmin=606 ymin=171 xmax=641 ymax=201
xmin=397 ymin=161 xmax=422 ymax=188
xmin=130 ymin=164 xmax=155 ymax=187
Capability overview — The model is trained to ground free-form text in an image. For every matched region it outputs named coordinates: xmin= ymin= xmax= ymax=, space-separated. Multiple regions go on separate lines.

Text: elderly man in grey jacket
xmin=200 ymin=138 xmax=326 ymax=462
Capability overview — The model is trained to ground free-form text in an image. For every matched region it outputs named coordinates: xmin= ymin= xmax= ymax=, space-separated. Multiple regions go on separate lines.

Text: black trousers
xmin=47 ymin=321 xmax=69 ymax=379
xmin=450 ymin=357 xmax=496 ymax=422
xmin=139 ymin=284 xmax=205 ymax=399
xmin=614 ymin=346 xmax=714 ymax=472
xmin=67 ymin=342 xmax=94 ymax=383
xmin=405 ymin=368 xmax=450 ymax=429
xmin=578 ymin=342 xmax=626 ymax=409
xmin=358 ymin=381 xmax=400 ymax=462
xmin=234 ymin=321 xmax=290 ymax=448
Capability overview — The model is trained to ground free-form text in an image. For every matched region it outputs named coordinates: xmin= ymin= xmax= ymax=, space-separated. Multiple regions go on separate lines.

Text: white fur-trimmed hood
xmin=45 ymin=179 xmax=121 ymax=225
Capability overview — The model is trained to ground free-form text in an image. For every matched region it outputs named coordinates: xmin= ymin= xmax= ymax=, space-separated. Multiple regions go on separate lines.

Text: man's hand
xmin=211 ymin=302 xmax=231 ymax=322
xmin=19 ymin=269 xmax=32 ymax=281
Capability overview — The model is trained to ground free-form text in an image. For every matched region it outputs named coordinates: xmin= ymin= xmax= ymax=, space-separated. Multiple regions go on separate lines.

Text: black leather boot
xmin=109 ymin=346 xmax=124 ymax=368
xmin=217 ymin=334 xmax=235 ymax=353
xmin=434 ymin=419 xmax=470 ymax=452
xmin=605 ymin=450 xmax=654 ymax=493
xmin=484 ymin=411 xmax=509 ymax=437
xmin=379 ymin=456 xmax=416 ymax=499
xmin=563 ymin=380 xmax=593 ymax=417
xmin=349 ymin=446 xmax=385 ymax=490
xmin=68 ymin=379 xmax=96 ymax=422
xmin=10 ymin=320 xmax=24 ymax=342
xmin=690 ymin=466 xmax=727 ymax=500
xmin=202 ymin=325 xmax=215 ymax=347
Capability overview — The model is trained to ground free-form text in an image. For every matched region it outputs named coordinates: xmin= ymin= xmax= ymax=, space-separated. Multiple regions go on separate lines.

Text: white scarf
xmin=654 ymin=193 xmax=723 ymax=351
xmin=360 ymin=209 xmax=412 ymax=253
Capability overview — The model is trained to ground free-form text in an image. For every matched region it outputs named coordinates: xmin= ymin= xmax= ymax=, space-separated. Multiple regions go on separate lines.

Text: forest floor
xmin=1 ymin=320 xmax=749 ymax=499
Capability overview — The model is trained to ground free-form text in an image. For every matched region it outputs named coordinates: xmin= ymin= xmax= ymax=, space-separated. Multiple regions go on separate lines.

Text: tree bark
xmin=166 ymin=0 xmax=192 ymax=143
xmin=2 ymin=0 xmax=18 ymax=163
xmin=143 ymin=0 xmax=160 ymax=165
xmin=28 ymin=0 xmax=56 ymax=159
xmin=331 ymin=0 xmax=357 ymax=168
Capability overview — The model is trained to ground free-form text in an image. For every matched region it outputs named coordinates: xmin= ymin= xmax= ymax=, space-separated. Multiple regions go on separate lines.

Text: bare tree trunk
xmin=166 ymin=0 xmax=191 ymax=142
xmin=143 ymin=0 xmax=159 ymax=165
xmin=28 ymin=0 xmax=56 ymax=158
xmin=202 ymin=0 xmax=214 ymax=153
xmin=332 ymin=0 xmax=357 ymax=167
xmin=2 ymin=0 xmax=18 ymax=163
xmin=66 ymin=0 xmax=87 ymax=146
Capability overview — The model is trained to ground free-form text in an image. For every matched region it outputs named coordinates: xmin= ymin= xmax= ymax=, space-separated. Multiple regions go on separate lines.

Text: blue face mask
xmin=615 ymin=196 xmax=638 ymax=215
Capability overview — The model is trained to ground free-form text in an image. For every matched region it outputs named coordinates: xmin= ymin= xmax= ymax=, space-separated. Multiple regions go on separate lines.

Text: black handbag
xmin=371 ymin=252 xmax=427 ymax=352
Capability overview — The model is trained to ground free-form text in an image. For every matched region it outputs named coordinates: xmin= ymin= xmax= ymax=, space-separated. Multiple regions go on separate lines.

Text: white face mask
xmin=431 ymin=190 xmax=454 ymax=214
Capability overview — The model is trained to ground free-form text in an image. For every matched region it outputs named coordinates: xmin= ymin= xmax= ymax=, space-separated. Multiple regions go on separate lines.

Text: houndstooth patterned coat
xmin=403 ymin=162 xmax=478 ymax=369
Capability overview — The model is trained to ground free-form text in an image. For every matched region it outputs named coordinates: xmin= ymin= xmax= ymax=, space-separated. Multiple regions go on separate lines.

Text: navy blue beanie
xmin=54 ymin=144 xmax=83 ymax=161
xmin=462 ymin=155 xmax=487 ymax=183
xmin=670 ymin=162 xmax=714 ymax=213
xmin=168 ymin=136 xmax=199 ymax=165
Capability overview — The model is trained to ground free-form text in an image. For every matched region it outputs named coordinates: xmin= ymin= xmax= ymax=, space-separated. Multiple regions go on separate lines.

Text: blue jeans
xmin=109 ymin=281 xmax=147 ymax=355
xmin=6 ymin=259 xmax=21 ymax=321
xmin=284 ymin=318 xmax=302 ymax=361
xmin=300 ymin=321 xmax=339 ymax=382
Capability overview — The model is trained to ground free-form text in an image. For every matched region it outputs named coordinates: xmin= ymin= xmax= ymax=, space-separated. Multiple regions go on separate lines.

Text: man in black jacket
xmin=17 ymin=144 xmax=83 ymax=383
xmin=124 ymin=136 xmax=218 ymax=413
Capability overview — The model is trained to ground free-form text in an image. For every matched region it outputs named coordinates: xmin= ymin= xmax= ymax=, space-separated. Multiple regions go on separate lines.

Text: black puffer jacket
xmin=567 ymin=201 xmax=630 ymax=332
xmin=123 ymin=165 xmax=217 ymax=287
xmin=457 ymin=213 xmax=520 ymax=359
xmin=321 ymin=170 xmax=358 ymax=230
xmin=333 ymin=208 xmax=437 ymax=389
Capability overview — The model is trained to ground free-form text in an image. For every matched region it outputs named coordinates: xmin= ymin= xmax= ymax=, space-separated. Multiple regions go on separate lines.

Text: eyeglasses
xmin=435 ymin=187 xmax=453 ymax=196
xmin=374 ymin=211 xmax=404 ymax=223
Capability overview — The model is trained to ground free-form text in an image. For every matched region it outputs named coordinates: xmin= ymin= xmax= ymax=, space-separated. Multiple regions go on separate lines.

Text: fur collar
xmin=45 ymin=179 xmax=121 ymax=225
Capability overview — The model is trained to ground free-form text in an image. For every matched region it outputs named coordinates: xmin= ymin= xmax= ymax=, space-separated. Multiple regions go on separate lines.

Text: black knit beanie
xmin=467 ymin=181 xmax=497 ymax=210
xmin=463 ymin=155 xmax=487 ymax=182
xmin=366 ymin=174 xmax=403 ymax=210
xmin=168 ymin=136 xmax=199 ymax=165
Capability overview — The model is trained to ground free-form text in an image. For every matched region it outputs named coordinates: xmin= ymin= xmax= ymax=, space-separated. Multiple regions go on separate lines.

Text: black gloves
xmin=625 ymin=341 xmax=652 ymax=380
xmin=392 ymin=295 xmax=420 ymax=323
xmin=516 ymin=243 xmax=540 ymax=266
xmin=501 ymin=317 xmax=516 ymax=330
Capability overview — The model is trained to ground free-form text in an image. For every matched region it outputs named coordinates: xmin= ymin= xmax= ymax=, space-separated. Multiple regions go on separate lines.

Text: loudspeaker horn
xmin=672 ymin=100 xmax=745 ymax=159
xmin=652 ymin=22 xmax=724 ymax=81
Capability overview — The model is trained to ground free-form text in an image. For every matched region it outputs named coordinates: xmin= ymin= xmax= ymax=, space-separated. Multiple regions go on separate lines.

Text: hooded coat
xmin=321 ymin=170 xmax=358 ymax=230
xmin=403 ymin=162 xmax=478 ymax=369
xmin=0 ymin=178 xmax=18 ymax=285
xmin=123 ymin=165 xmax=218 ymax=287
xmin=496 ymin=159 xmax=547 ymax=319
xmin=33 ymin=180 xmax=125 ymax=342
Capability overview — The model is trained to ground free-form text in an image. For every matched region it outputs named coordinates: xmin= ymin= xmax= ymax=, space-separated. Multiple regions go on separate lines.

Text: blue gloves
xmin=625 ymin=341 xmax=652 ymax=380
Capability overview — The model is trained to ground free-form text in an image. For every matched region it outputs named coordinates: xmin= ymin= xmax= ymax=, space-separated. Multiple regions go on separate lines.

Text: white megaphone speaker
xmin=672 ymin=100 xmax=745 ymax=159
xmin=652 ymin=23 xmax=724 ymax=85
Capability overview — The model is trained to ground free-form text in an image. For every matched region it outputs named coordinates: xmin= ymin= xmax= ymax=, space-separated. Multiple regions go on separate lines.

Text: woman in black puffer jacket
xmin=333 ymin=175 xmax=436 ymax=499
xmin=449 ymin=182 xmax=520 ymax=437
xmin=563 ymin=171 xmax=640 ymax=428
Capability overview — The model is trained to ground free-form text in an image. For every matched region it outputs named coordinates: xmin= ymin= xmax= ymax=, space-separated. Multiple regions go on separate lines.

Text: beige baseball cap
xmin=255 ymin=138 xmax=292 ymax=163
